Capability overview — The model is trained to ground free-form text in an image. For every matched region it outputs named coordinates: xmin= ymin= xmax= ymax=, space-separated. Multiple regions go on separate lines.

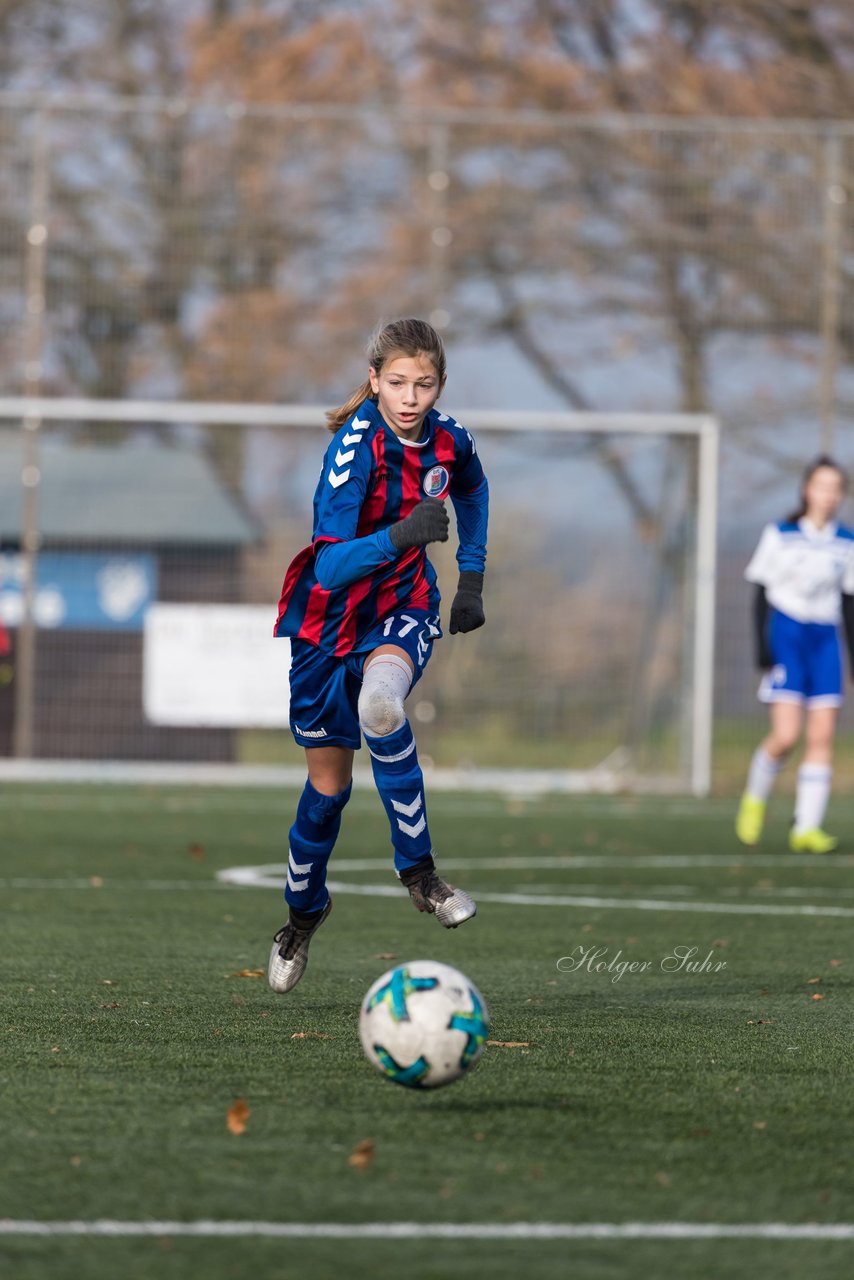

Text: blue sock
xmin=364 ymin=720 xmax=433 ymax=873
xmin=285 ymin=779 xmax=352 ymax=915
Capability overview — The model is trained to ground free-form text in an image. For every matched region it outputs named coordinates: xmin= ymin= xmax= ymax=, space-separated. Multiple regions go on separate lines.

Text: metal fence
xmin=1 ymin=95 xmax=853 ymax=782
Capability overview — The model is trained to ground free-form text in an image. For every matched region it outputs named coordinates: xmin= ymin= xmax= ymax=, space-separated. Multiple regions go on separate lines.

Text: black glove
xmin=449 ymin=570 xmax=485 ymax=635
xmin=754 ymin=585 xmax=773 ymax=670
xmin=388 ymin=498 xmax=449 ymax=551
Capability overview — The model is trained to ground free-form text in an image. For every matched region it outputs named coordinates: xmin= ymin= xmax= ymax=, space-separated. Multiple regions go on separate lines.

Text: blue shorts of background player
xmin=758 ymin=607 xmax=844 ymax=709
xmin=289 ymin=610 xmax=442 ymax=748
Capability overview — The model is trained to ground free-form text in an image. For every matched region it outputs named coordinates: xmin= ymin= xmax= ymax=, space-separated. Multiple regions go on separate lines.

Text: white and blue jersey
xmin=745 ymin=518 xmax=854 ymax=706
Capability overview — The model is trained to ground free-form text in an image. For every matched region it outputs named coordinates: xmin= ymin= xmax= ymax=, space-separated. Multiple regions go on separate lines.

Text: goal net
xmin=0 ymin=399 xmax=717 ymax=794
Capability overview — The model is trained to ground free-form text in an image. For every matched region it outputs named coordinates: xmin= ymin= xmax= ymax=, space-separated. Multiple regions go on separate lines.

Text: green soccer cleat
xmin=735 ymin=793 xmax=766 ymax=846
xmin=788 ymin=827 xmax=839 ymax=855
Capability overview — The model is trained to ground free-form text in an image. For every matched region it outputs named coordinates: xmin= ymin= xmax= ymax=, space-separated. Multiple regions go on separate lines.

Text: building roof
xmin=0 ymin=436 xmax=258 ymax=546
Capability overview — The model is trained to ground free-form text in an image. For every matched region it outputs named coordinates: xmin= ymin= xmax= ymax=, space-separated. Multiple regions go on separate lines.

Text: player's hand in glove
xmin=389 ymin=497 xmax=449 ymax=551
xmin=449 ymin=570 xmax=485 ymax=635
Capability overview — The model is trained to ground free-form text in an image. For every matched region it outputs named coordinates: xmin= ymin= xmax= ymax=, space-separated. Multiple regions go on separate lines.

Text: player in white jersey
xmin=736 ymin=457 xmax=854 ymax=852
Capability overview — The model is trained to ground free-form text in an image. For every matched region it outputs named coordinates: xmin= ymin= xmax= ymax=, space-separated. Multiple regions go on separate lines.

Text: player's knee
xmin=776 ymin=730 xmax=801 ymax=756
xmin=358 ymin=686 xmax=405 ymax=737
xmin=359 ymin=653 xmax=412 ymax=738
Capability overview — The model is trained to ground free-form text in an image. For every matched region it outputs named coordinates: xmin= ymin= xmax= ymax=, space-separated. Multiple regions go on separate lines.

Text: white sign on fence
xmin=143 ymin=604 xmax=290 ymax=728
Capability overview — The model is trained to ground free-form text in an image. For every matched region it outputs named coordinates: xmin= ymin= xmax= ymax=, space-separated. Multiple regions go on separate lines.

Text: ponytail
xmin=325 ymin=317 xmax=447 ymax=435
xmin=326 ymin=379 xmax=375 ymax=434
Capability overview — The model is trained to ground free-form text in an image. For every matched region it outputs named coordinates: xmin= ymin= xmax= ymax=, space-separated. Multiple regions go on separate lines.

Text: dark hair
xmin=785 ymin=454 xmax=848 ymax=523
xmin=326 ymin=318 xmax=447 ymax=433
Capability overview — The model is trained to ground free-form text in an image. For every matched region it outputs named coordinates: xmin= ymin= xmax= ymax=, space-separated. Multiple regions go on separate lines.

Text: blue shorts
xmin=288 ymin=609 xmax=442 ymax=749
xmin=759 ymin=608 xmax=843 ymax=708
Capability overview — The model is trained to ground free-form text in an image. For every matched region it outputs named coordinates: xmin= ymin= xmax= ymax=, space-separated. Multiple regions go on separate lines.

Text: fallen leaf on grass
xmin=806 ymin=977 xmax=821 ymax=985
xmin=829 ymin=959 xmax=842 ymax=969
xmin=227 ymin=1098 xmax=250 ymax=1135
xmin=348 ymin=1139 xmax=375 ymax=1169
xmin=291 ymin=1031 xmax=331 ymax=1040
xmin=100 ymin=1002 xmax=120 ymax=1009
xmin=228 ymin=969 xmax=266 ymax=979
xmin=486 ymin=1040 xmax=530 ymax=1049
xmin=89 ymin=876 xmax=104 ymax=888
xmin=747 ymin=1019 xmax=773 ymax=1026
xmin=374 ymin=952 xmax=396 ymax=960
xmin=753 ymin=1120 xmax=767 ymax=1130
xmin=188 ymin=842 xmax=205 ymax=861
xmin=70 ymin=1155 xmax=82 ymax=1167
xmin=811 ymin=993 xmax=825 ymax=1002
xmin=654 ymin=1172 xmax=671 ymax=1188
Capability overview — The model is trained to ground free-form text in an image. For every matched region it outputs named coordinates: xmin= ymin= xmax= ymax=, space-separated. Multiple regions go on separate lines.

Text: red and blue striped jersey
xmin=275 ymin=399 xmax=488 ymax=655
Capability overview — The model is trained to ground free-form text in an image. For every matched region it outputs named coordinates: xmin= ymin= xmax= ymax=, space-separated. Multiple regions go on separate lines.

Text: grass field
xmin=2 ymin=782 xmax=854 ymax=1280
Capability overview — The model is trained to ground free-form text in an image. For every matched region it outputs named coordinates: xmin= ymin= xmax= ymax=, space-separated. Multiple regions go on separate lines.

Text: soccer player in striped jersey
xmin=736 ymin=456 xmax=854 ymax=853
xmin=268 ymin=318 xmax=489 ymax=993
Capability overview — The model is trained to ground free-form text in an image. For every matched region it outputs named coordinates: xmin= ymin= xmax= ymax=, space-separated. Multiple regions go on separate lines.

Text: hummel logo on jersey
xmin=293 ymin=723 xmax=328 ymax=739
xmin=328 ymin=414 xmax=370 ymax=488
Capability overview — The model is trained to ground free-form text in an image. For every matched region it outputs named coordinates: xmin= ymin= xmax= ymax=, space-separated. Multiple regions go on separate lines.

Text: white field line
xmin=214 ymin=863 xmax=854 ymax=918
xmin=0 ymin=760 xmax=677 ymax=796
xmin=3 ymin=851 xmax=853 ymax=916
xmin=2 ymin=1219 xmax=854 ymax=1241
xmin=9 ymin=853 xmax=854 ymax=869
xmin=217 ymin=853 xmax=854 ymax=871
xmin=0 ymin=878 xmax=233 ymax=891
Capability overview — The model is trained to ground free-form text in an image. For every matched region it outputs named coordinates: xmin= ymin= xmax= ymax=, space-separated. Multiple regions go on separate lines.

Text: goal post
xmin=0 ymin=397 xmax=718 ymax=795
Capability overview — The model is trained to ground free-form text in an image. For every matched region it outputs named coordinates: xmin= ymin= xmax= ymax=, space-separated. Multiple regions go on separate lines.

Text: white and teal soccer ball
xmin=359 ymin=960 xmax=489 ymax=1090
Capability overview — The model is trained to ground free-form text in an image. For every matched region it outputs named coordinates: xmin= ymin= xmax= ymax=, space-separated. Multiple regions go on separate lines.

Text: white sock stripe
xmin=286 ymin=870 xmax=309 ymax=892
xmin=390 ymin=794 xmax=423 ymax=818
xmin=397 ymin=814 xmax=427 ymax=839
xmin=287 ymin=851 xmax=312 ymax=875
xmin=368 ymin=738 xmax=416 ymax=765
xmin=794 ymin=762 xmax=833 ymax=832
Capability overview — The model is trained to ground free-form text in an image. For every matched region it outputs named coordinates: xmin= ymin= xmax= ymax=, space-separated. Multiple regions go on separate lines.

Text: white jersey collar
xmin=799 ymin=517 xmax=837 ymax=540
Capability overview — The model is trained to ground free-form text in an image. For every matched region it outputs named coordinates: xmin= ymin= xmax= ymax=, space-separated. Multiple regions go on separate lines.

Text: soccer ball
xmin=359 ymin=959 xmax=489 ymax=1089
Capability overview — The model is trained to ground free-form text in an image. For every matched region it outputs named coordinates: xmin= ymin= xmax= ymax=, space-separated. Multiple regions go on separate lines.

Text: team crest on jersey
xmin=423 ymin=465 xmax=449 ymax=498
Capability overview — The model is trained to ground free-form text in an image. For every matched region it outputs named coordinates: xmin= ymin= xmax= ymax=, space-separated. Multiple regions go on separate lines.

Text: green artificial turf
xmin=1 ymin=783 xmax=853 ymax=1279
